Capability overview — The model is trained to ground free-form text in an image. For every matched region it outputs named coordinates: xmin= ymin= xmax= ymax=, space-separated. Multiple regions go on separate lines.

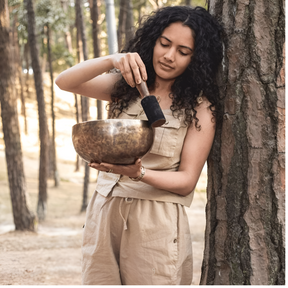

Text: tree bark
xmin=61 ymin=0 xmax=73 ymax=54
xmin=74 ymin=93 xmax=80 ymax=171
xmin=0 ymin=0 xmax=35 ymax=231
xmin=24 ymin=42 xmax=30 ymax=100
xmin=185 ymin=0 xmax=191 ymax=6
xmin=75 ymin=0 xmax=90 ymax=212
xmin=74 ymin=7 xmax=83 ymax=172
xmin=47 ymin=25 xmax=59 ymax=187
xmin=117 ymin=0 xmax=126 ymax=52
xmin=201 ymin=0 xmax=285 ymax=285
xmin=90 ymin=0 xmax=103 ymax=122
xmin=90 ymin=0 xmax=101 ymax=58
xmin=11 ymin=12 xmax=28 ymax=135
xmin=125 ymin=0 xmax=134 ymax=46
xmin=25 ymin=0 xmax=49 ymax=221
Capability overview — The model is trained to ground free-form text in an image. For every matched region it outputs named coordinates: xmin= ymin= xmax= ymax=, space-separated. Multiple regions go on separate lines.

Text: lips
xmin=159 ymin=62 xmax=174 ymax=69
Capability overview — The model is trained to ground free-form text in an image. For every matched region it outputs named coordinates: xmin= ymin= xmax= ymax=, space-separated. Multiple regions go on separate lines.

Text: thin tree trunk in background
xmin=74 ymin=29 xmax=80 ymax=172
xmin=185 ymin=0 xmax=191 ymax=6
xmin=74 ymin=0 xmax=83 ymax=172
xmin=76 ymin=0 xmax=89 ymax=61
xmin=24 ymin=42 xmax=30 ymax=99
xmin=201 ymin=0 xmax=285 ymax=285
xmin=90 ymin=0 xmax=101 ymax=58
xmin=125 ymin=0 xmax=134 ymax=46
xmin=105 ymin=0 xmax=118 ymax=54
xmin=0 ymin=0 xmax=35 ymax=231
xmin=137 ymin=0 xmax=146 ymax=25
xmin=25 ymin=0 xmax=49 ymax=221
xmin=90 ymin=0 xmax=103 ymax=122
xmin=11 ymin=13 xmax=27 ymax=134
xmin=75 ymin=0 xmax=90 ymax=212
xmin=41 ymin=53 xmax=47 ymax=77
xmin=90 ymin=0 xmax=102 ymax=182
xmin=118 ymin=0 xmax=126 ymax=52
xmin=74 ymin=93 xmax=80 ymax=171
xmin=47 ymin=25 xmax=59 ymax=187
xmin=18 ymin=57 xmax=27 ymax=134
xmin=61 ymin=0 xmax=73 ymax=54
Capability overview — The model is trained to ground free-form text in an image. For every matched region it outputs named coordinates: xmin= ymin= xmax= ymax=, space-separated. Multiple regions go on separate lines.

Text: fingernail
xmin=137 ymin=79 xmax=141 ymax=84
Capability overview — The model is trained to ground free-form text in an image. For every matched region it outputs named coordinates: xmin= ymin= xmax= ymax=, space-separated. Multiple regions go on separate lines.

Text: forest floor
xmin=0 ymin=73 xmax=207 ymax=285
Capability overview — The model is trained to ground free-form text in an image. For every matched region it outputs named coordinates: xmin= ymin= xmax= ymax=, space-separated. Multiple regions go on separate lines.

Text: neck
xmin=151 ymin=78 xmax=174 ymax=97
xmin=149 ymin=78 xmax=174 ymax=110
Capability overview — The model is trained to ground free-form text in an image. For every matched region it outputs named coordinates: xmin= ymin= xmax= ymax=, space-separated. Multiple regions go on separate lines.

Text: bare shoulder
xmin=195 ymin=95 xmax=213 ymax=110
xmin=191 ymin=96 xmax=216 ymax=130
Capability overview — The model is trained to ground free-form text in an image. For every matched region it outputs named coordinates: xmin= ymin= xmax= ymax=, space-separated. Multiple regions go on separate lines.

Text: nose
xmin=164 ymin=47 xmax=175 ymax=62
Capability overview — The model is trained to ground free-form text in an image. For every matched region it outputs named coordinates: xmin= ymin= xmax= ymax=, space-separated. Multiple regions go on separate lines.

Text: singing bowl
xmin=72 ymin=119 xmax=154 ymax=165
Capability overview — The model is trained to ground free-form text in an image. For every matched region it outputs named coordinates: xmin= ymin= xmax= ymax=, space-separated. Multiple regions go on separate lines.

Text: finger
xmin=100 ymin=163 xmax=117 ymax=173
xmin=129 ymin=54 xmax=142 ymax=85
xmin=135 ymin=55 xmax=147 ymax=81
xmin=121 ymin=56 xmax=136 ymax=87
xmin=88 ymin=162 xmax=102 ymax=170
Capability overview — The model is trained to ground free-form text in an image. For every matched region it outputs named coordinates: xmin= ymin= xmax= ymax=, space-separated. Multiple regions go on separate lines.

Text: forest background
xmin=1 ymin=0 xmax=285 ymax=285
xmin=0 ymin=0 xmax=209 ymax=285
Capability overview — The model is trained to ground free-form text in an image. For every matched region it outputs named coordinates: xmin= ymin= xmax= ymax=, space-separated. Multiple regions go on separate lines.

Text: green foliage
xmin=8 ymin=0 xmax=207 ymax=73
xmin=52 ymin=43 xmax=74 ymax=72
xmin=36 ymin=0 xmax=68 ymax=31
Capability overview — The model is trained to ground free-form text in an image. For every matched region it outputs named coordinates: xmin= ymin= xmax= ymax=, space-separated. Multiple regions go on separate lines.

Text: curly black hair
xmin=109 ymin=6 xmax=223 ymax=128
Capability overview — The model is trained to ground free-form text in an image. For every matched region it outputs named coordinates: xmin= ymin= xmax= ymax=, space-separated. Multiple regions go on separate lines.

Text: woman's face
xmin=153 ymin=22 xmax=195 ymax=82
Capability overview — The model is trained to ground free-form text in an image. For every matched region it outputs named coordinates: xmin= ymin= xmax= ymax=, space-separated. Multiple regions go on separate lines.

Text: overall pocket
xmin=149 ymin=118 xmax=181 ymax=158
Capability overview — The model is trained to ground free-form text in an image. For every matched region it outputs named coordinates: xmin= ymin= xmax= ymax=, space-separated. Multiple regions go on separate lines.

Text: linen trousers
xmin=82 ymin=192 xmax=193 ymax=285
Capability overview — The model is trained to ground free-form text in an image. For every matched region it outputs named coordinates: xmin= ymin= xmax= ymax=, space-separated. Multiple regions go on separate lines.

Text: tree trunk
xmin=201 ymin=0 xmax=285 ymax=285
xmin=74 ymin=6 xmax=83 ymax=172
xmin=0 ymin=0 xmax=35 ymax=231
xmin=24 ymin=42 xmax=30 ymax=99
xmin=90 ymin=0 xmax=102 ymax=118
xmin=25 ymin=0 xmax=49 ymax=221
xmin=47 ymin=25 xmax=59 ymax=187
xmin=11 ymin=13 xmax=28 ymax=134
xmin=90 ymin=0 xmax=103 ymax=122
xmin=74 ymin=93 xmax=80 ymax=171
xmin=75 ymin=0 xmax=90 ymax=212
xmin=90 ymin=0 xmax=101 ymax=58
xmin=184 ymin=0 xmax=191 ymax=6
xmin=61 ymin=0 xmax=73 ymax=54
xmin=136 ymin=0 xmax=146 ymax=25
xmin=117 ymin=0 xmax=126 ymax=52
xmin=105 ymin=0 xmax=118 ymax=54
xmin=125 ymin=0 xmax=134 ymax=46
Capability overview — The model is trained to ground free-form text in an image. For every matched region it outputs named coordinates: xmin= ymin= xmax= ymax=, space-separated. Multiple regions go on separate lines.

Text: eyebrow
xmin=160 ymin=36 xmax=194 ymax=52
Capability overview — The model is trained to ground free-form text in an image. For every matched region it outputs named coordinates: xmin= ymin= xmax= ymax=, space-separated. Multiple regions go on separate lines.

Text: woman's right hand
xmin=112 ymin=53 xmax=147 ymax=88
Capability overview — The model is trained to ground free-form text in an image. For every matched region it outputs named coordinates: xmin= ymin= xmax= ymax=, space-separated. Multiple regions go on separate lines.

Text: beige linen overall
xmin=82 ymin=99 xmax=195 ymax=285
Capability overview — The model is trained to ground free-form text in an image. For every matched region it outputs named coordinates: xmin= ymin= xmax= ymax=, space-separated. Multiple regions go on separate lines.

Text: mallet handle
xmin=136 ymin=80 xmax=150 ymax=98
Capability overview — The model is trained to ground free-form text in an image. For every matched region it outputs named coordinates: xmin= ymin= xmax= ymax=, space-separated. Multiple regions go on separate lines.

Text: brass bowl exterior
xmin=72 ymin=119 xmax=154 ymax=165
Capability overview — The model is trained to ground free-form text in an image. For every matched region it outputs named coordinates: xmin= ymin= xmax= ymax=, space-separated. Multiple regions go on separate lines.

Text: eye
xmin=160 ymin=42 xmax=169 ymax=47
xmin=179 ymin=51 xmax=189 ymax=56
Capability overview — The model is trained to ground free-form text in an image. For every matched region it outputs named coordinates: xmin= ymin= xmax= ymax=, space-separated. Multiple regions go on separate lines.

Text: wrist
xmin=129 ymin=166 xmax=146 ymax=182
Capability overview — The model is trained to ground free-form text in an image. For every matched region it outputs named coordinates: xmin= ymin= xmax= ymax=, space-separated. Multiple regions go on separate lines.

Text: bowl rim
xmin=72 ymin=119 xmax=151 ymax=128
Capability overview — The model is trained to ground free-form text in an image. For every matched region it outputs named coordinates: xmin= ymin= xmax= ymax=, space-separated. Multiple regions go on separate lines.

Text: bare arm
xmin=141 ymin=100 xmax=215 ymax=195
xmin=90 ymin=99 xmax=216 ymax=196
xmin=55 ymin=53 xmax=147 ymax=101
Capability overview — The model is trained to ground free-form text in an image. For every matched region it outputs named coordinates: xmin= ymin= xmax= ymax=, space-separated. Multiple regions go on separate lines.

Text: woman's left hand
xmin=89 ymin=158 xmax=142 ymax=178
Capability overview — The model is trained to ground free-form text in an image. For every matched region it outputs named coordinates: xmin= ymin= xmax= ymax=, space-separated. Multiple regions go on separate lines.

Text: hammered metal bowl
xmin=72 ymin=119 xmax=154 ymax=165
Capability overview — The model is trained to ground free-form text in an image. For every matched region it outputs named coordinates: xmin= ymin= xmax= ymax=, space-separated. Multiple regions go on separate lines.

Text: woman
xmin=56 ymin=5 xmax=223 ymax=285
